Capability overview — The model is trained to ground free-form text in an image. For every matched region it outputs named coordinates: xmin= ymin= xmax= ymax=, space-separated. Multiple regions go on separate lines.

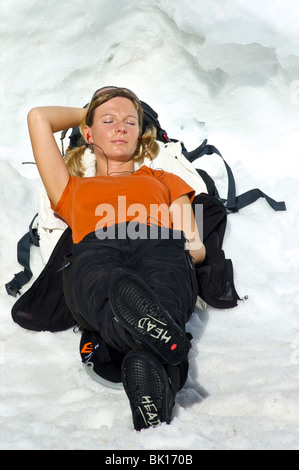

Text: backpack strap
xmin=184 ymin=140 xmax=237 ymax=209
xmin=5 ymin=214 xmax=40 ymax=297
xmin=234 ymin=188 xmax=286 ymax=212
xmin=185 ymin=139 xmax=286 ymax=213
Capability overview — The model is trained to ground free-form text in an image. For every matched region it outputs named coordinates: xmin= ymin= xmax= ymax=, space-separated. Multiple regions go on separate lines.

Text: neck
xmin=95 ymin=155 xmax=134 ymax=176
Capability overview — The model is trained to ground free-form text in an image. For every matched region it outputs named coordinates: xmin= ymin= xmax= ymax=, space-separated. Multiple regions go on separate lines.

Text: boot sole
xmin=110 ymin=273 xmax=190 ymax=366
xmin=122 ymin=349 xmax=173 ymax=431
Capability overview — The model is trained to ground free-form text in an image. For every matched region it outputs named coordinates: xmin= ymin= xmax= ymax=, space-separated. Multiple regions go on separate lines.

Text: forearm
xmin=170 ymin=194 xmax=206 ymax=265
xmin=27 ymin=106 xmax=87 ymax=134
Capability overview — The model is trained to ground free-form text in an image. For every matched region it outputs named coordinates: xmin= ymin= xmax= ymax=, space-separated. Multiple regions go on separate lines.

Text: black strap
xmin=184 ymin=139 xmax=286 ymax=213
xmin=6 ymin=214 xmax=40 ymax=297
xmin=232 ymin=188 xmax=286 ymax=212
xmin=184 ymin=140 xmax=236 ymax=209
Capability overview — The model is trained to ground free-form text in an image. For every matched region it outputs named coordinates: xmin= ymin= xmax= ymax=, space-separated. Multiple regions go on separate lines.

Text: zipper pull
xmin=56 ymin=261 xmax=71 ymax=273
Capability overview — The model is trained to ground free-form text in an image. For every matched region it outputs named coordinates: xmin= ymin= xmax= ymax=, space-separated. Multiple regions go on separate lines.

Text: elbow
xmin=27 ymin=107 xmax=38 ymax=121
xmin=198 ymin=243 xmax=206 ymax=264
xmin=27 ymin=107 xmax=42 ymax=132
xmin=27 ymin=107 xmax=43 ymax=125
xmin=189 ymin=243 xmax=206 ymax=265
xmin=27 ymin=107 xmax=53 ymax=140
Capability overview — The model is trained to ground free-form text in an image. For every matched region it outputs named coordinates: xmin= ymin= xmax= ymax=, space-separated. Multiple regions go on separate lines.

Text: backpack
xmin=6 ymin=100 xmax=286 ymax=332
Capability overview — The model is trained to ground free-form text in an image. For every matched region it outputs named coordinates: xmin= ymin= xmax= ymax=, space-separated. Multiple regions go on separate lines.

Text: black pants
xmin=63 ymin=224 xmax=198 ymax=388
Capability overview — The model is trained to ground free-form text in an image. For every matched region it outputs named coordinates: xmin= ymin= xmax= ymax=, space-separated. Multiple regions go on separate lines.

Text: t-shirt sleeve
xmin=162 ymin=172 xmax=196 ymax=204
xmin=50 ymin=176 xmax=74 ymax=226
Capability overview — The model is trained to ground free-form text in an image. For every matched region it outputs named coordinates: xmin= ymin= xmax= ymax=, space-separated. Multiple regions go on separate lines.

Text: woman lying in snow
xmin=27 ymin=86 xmax=205 ymax=431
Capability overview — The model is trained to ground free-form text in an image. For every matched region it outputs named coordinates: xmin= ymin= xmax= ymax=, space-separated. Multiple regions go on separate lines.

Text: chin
xmin=110 ymin=151 xmax=135 ymax=162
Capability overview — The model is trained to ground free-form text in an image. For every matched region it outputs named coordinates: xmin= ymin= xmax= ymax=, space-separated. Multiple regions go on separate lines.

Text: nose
xmin=115 ymin=121 xmax=128 ymax=134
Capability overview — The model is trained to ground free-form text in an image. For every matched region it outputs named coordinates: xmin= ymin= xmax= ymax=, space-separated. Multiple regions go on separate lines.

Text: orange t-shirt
xmin=51 ymin=165 xmax=195 ymax=243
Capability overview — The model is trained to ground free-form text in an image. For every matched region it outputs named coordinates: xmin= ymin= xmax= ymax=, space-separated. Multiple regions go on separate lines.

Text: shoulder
xmin=135 ymin=165 xmax=192 ymax=188
xmin=135 ymin=165 xmax=195 ymax=202
xmin=135 ymin=165 xmax=177 ymax=180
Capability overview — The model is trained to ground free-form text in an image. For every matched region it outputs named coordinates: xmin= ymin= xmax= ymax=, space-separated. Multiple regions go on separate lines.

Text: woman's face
xmin=85 ymin=97 xmax=140 ymax=163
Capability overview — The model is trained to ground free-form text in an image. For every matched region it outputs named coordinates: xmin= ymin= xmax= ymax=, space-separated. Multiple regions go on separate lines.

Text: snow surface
xmin=0 ymin=0 xmax=299 ymax=450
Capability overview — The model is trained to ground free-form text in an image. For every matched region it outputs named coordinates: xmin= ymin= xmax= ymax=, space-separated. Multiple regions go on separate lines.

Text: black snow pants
xmin=62 ymin=223 xmax=198 ymax=389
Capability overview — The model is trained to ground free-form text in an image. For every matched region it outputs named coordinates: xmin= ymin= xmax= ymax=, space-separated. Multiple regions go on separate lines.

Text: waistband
xmin=73 ymin=222 xmax=186 ymax=256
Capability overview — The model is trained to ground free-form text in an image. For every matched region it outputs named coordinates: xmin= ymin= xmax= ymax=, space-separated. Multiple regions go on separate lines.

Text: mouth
xmin=112 ymin=140 xmax=127 ymax=144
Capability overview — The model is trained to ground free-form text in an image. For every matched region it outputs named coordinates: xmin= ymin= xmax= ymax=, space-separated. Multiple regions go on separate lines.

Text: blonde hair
xmin=65 ymin=89 xmax=160 ymax=177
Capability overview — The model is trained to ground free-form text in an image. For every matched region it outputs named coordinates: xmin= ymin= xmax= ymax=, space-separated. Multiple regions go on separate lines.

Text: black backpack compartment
xmin=11 ymin=228 xmax=76 ymax=332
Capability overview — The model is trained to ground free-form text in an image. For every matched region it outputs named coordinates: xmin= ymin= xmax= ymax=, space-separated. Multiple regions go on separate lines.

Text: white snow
xmin=0 ymin=0 xmax=298 ymax=450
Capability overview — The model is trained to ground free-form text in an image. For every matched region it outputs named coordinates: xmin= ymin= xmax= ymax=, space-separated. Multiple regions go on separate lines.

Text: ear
xmin=83 ymin=125 xmax=93 ymax=143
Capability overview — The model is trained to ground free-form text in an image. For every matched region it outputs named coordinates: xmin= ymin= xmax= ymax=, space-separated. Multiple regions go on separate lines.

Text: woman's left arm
xmin=169 ymin=194 xmax=206 ymax=265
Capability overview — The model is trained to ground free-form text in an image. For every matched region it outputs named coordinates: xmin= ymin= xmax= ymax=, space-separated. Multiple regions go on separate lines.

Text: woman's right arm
xmin=27 ymin=106 xmax=87 ymax=206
